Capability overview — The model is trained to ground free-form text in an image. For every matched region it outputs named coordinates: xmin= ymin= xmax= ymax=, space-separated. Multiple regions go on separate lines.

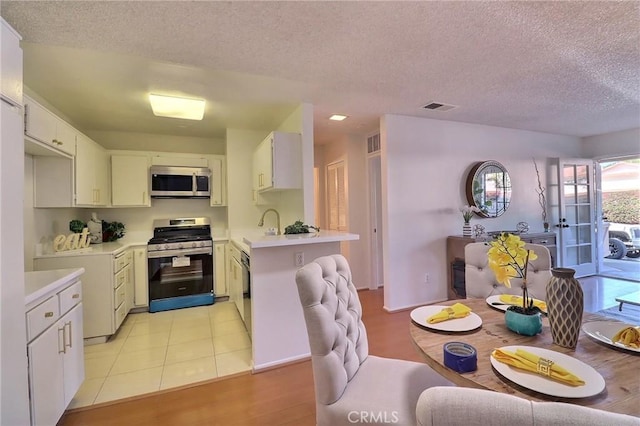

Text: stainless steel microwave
xmin=150 ymin=166 xmax=211 ymax=198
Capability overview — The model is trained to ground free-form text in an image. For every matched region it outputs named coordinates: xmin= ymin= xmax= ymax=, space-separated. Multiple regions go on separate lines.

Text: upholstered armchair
xmin=464 ymin=242 xmax=551 ymax=301
xmin=416 ymin=387 xmax=638 ymax=426
xmin=295 ymin=255 xmax=452 ymax=426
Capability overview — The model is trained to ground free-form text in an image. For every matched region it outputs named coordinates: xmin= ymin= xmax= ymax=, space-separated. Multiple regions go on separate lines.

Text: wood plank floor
xmin=59 ymin=289 xmax=420 ymax=426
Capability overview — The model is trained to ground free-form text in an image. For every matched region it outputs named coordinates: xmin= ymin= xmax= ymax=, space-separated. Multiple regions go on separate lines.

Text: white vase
xmin=462 ymin=222 xmax=472 ymax=237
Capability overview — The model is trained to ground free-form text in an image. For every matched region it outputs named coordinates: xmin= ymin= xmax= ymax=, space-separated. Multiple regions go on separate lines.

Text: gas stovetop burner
xmin=148 ymin=235 xmax=211 ymax=245
xmin=147 ymin=217 xmax=212 ymax=252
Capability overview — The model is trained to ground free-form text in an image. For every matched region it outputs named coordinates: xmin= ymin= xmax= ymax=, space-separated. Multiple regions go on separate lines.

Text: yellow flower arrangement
xmin=487 ymin=233 xmax=538 ymax=312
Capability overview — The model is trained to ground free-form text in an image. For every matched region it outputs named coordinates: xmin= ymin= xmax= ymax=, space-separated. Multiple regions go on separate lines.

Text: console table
xmin=446 ymin=232 xmax=557 ymax=300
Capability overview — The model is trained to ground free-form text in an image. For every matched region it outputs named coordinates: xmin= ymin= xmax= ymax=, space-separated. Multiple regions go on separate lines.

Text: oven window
xmin=152 ymin=174 xmax=193 ymax=192
xmin=148 ymin=254 xmax=213 ymax=300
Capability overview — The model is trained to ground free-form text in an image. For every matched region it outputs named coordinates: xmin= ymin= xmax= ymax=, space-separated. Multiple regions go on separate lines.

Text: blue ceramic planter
xmin=505 ymin=309 xmax=542 ymax=336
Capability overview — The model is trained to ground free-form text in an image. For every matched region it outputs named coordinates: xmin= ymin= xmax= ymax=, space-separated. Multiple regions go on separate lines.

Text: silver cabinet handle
xmin=66 ymin=321 xmax=73 ymax=349
xmin=58 ymin=326 xmax=66 ymax=354
xmin=45 ymin=311 xmax=54 ymax=318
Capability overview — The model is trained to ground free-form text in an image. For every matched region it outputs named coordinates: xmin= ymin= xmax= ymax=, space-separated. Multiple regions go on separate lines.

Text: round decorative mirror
xmin=465 ymin=160 xmax=512 ymax=218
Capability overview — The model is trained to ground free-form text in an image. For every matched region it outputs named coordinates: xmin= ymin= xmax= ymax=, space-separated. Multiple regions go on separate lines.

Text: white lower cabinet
xmin=26 ymin=279 xmax=84 ymax=426
xmin=34 ymin=249 xmax=133 ymax=339
xmin=133 ymin=247 xmax=148 ymax=307
xmin=214 ymin=242 xmax=227 ymax=296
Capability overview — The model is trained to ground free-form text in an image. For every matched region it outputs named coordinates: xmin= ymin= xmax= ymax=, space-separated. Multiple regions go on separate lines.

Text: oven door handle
xmin=147 ymin=247 xmax=212 ymax=258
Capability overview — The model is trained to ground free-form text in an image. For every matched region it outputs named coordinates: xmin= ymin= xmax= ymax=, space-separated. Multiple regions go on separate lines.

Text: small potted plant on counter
xmin=102 ymin=221 xmax=126 ymax=242
xmin=284 ymin=220 xmax=319 ymax=235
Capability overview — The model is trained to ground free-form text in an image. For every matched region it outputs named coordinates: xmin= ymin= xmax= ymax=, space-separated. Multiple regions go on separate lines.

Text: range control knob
xmin=164 ymin=244 xmax=169 ymax=250
xmin=192 ymin=242 xmax=197 ymax=248
xmin=178 ymin=243 xmax=183 ymax=249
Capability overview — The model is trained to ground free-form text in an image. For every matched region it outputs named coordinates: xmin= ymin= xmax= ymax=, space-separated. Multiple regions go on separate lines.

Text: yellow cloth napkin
xmin=499 ymin=294 xmax=547 ymax=312
xmin=427 ymin=303 xmax=472 ymax=324
xmin=491 ymin=348 xmax=585 ymax=386
xmin=612 ymin=326 xmax=640 ymax=348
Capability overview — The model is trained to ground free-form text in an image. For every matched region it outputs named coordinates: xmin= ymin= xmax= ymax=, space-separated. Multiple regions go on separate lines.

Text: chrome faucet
xmin=258 ymin=209 xmax=281 ymax=235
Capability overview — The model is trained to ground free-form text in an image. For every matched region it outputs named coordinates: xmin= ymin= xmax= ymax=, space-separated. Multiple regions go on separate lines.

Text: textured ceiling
xmin=1 ymin=1 xmax=639 ymax=146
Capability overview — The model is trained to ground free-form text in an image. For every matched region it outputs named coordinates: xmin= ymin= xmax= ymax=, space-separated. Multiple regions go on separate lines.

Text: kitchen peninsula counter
xmin=242 ymin=230 xmax=359 ymax=249
xmin=244 ymin=230 xmax=359 ymax=371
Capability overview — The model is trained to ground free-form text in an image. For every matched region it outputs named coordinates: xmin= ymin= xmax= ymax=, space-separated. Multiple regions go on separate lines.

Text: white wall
xmin=582 ymin=128 xmax=640 ymax=159
xmin=380 ymin=115 xmax=583 ymax=311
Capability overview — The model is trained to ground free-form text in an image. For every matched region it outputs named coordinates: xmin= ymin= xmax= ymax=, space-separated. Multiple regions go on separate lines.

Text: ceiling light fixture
xmin=149 ymin=94 xmax=205 ymax=120
xmin=329 ymin=114 xmax=347 ymax=121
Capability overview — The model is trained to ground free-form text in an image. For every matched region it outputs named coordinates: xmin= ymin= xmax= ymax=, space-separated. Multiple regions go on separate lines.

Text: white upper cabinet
xmin=209 ymin=156 xmax=226 ymax=206
xmin=24 ymin=95 xmax=76 ymax=157
xmin=111 ymin=155 xmax=150 ymax=207
xmin=75 ymin=133 xmax=109 ymax=206
xmin=1 ymin=19 xmax=23 ymax=105
xmin=252 ymin=131 xmax=302 ymax=193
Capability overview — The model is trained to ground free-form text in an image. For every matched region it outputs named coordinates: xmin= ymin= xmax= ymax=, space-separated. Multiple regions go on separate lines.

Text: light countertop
xmin=25 ymin=268 xmax=85 ymax=307
xmin=242 ymin=230 xmax=359 ymax=249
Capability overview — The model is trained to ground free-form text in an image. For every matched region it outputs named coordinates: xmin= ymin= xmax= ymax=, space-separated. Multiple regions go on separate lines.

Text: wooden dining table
xmin=409 ymin=298 xmax=639 ymax=417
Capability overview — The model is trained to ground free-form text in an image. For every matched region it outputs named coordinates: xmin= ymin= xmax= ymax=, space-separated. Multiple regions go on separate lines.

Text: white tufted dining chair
xmin=295 ymin=254 xmax=453 ymax=426
xmin=464 ymin=242 xmax=552 ymax=301
xmin=416 ymin=387 xmax=638 ymax=426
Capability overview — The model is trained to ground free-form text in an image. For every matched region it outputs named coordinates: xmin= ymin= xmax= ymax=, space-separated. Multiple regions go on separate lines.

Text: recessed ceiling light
xmin=329 ymin=114 xmax=347 ymax=121
xmin=149 ymin=94 xmax=205 ymax=120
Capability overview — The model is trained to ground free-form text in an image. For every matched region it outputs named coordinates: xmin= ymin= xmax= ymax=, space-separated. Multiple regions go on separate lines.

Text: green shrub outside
xmin=602 ymin=191 xmax=640 ymax=223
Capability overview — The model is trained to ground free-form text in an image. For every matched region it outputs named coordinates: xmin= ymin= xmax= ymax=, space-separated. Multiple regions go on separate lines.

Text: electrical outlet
xmin=295 ymin=252 xmax=304 ymax=267
xmin=424 ymin=273 xmax=430 ymax=284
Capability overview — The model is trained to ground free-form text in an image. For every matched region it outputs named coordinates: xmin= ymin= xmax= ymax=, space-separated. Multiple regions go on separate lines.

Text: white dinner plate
xmin=582 ymin=321 xmax=640 ymax=353
xmin=490 ymin=345 xmax=605 ymax=398
xmin=410 ymin=305 xmax=482 ymax=332
xmin=486 ymin=295 xmax=547 ymax=314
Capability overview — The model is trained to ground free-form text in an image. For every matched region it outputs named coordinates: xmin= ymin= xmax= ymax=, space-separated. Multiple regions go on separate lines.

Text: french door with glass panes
xmin=550 ymin=159 xmax=598 ymax=277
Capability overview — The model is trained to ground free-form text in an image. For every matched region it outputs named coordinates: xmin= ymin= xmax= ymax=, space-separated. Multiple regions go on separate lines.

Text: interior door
xmin=368 ymin=154 xmax=383 ymax=289
xmin=551 ymin=158 xmax=598 ymax=277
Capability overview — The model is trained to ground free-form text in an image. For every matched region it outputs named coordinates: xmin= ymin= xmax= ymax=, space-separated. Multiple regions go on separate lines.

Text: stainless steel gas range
xmin=147 ymin=217 xmax=214 ymax=313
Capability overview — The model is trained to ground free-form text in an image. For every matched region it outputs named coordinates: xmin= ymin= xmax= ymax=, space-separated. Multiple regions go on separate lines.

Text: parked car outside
xmin=607 ymin=222 xmax=640 ymax=259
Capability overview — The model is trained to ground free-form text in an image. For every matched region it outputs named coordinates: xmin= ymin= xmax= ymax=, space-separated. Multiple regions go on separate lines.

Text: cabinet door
xmin=209 ymin=157 xmax=224 ymax=206
xmin=28 ymin=319 xmax=65 ymax=426
xmin=93 ymin=145 xmax=109 ymax=206
xmin=214 ymin=243 xmax=227 ymax=295
xmin=24 ymin=96 xmax=57 ymax=147
xmin=230 ymin=257 xmax=244 ymax=320
xmin=74 ymin=133 xmax=96 ymax=206
xmin=62 ymin=303 xmax=84 ymax=407
xmin=111 ymin=155 xmax=150 ymax=206
xmin=133 ymin=248 xmax=149 ymax=307
xmin=1 ymin=19 xmax=23 ymax=104
xmin=54 ymin=119 xmax=77 ymax=157
xmin=124 ymin=263 xmax=134 ymax=312
xmin=254 ymin=136 xmax=273 ymax=191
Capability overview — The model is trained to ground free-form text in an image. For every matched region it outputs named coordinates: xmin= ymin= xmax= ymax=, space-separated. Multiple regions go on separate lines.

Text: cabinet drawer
xmin=527 ymin=237 xmax=555 ymax=246
xmin=115 ymin=301 xmax=127 ymax=330
xmin=114 ymin=254 xmax=127 ymax=273
xmin=115 ymin=268 xmax=127 ymax=288
xmin=58 ymin=280 xmax=82 ymax=315
xmin=114 ymin=283 xmax=126 ymax=309
xmin=26 ymin=297 xmax=60 ymax=342
xmin=124 ymin=250 xmax=133 ymax=265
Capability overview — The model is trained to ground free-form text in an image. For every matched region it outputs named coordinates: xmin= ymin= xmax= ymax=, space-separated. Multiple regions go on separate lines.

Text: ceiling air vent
xmin=422 ymin=102 xmax=457 ymax=112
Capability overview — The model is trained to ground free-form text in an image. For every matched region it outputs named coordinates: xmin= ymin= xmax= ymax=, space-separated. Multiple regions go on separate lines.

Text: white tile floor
xmin=69 ymin=301 xmax=252 ymax=409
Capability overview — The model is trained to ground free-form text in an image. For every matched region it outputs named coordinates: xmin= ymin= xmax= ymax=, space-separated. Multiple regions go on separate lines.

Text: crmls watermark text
xmin=347 ymin=411 xmax=400 ymax=424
